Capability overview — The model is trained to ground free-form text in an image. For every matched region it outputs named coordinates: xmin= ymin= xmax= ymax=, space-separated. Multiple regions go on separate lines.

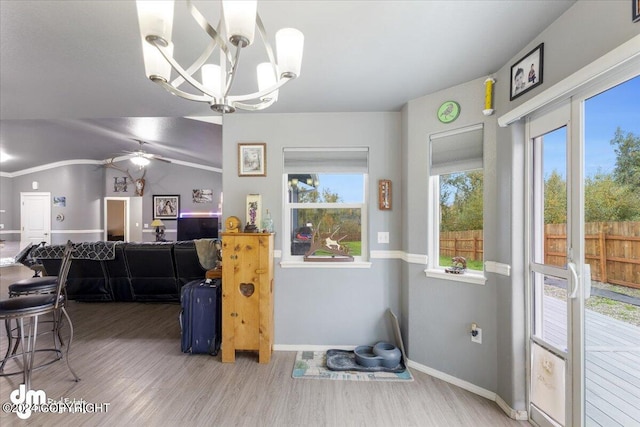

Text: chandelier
xmin=136 ymin=0 xmax=304 ymax=113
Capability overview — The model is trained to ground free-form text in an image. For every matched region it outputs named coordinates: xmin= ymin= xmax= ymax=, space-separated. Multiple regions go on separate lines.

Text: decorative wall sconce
xmin=483 ymin=77 xmax=495 ymax=116
xmin=378 ymin=179 xmax=392 ymax=210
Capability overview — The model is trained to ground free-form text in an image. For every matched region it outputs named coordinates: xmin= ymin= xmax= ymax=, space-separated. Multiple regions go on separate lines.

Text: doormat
xmin=292 ymin=351 xmax=413 ymax=382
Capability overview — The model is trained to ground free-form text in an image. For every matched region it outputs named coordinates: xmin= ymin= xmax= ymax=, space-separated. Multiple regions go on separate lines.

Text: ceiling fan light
xmin=131 ymin=156 xmax=150 ymax=167
xmin=222 ymin=0 xmax=257 ymax=47
xmin=142 ymin=41 xmax=173 ymax=82
xmin=276 ymin=28 xmax=304 ymax=78
xmin=136 ymin=0 xmax=175 ymax=45
xmin=257 ymin=62 xmax=278 ymax=102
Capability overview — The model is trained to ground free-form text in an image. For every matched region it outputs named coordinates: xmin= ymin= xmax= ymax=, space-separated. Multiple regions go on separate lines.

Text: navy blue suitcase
xmin=180 ymin=278 xmax=221 ymax=355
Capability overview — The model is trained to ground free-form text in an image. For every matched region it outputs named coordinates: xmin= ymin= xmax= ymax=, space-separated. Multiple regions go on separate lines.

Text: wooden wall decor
xmin=378 ymin=179 xmax=392 ymax=210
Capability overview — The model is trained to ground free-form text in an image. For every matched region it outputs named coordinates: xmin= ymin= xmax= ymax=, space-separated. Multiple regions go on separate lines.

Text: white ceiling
xmin=0 ymin=0 xmax=575 ymax=173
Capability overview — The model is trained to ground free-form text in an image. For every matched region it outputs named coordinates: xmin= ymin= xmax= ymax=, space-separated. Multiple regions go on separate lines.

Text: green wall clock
xmin=437 ymin=101 xmax=460 ymax=123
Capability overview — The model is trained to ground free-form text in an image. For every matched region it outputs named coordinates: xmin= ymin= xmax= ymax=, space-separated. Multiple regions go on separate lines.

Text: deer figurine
xmin=104 ymin=158 xmax=147 ymax=196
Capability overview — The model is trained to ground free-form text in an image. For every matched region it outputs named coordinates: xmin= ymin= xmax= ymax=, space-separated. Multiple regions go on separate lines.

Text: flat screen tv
xmin=177 ymin=216 xmax=219 ymax=241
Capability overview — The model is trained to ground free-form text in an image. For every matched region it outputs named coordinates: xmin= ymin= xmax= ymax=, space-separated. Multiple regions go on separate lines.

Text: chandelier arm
xmin=233 ymin=97 xmax=277 ymax=112
xmin=152 ymin=41 xmax=218 ymax=99
xmin=256 ymin=14 xmax=277 ymax=66
xmin=154 ymin=80 xmax=213 ymax=103
xmin=224 ymin=45 xmax=243 ymax=98
xmin=171 ymin=38 xmax=217 ymax=89
xmin=227 ymin=76 xmax=292 ymax=103
xmin=186 ymin=0 xmax=232 ymax=62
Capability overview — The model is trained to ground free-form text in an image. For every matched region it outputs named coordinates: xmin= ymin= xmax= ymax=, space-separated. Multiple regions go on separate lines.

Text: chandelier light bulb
xmin=222 ymin=0 xmax=257 ymax=47
xmin=201 ymin=64 xmax=222 ymax=97
xmin=143 ymin=41 xmax=173 ymax=82
xmin=257 ymin=63 xmax=278 ymax=101
xmin=276 ymin=28 xmax=304 ymax=78
xmin=136 ymin=0 xmax=174 ymax=46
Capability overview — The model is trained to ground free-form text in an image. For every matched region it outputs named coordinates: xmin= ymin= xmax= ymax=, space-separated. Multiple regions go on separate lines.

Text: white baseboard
xmin=495 ymin=395 xmax=529 ymax=420
xmin=273 ymin=346 xmax=526 ymax=421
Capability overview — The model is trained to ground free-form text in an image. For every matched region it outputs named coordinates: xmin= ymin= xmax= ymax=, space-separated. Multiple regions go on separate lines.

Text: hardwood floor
xmin=0 ymin=265 xmax=529 ymax=426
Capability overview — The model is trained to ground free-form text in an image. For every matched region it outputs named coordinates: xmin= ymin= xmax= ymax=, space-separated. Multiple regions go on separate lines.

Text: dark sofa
xmin=32 ymin=241 xmax=215 ymax=302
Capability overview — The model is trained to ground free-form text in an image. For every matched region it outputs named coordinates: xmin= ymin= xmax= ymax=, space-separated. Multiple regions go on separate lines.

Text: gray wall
xmin=7 ymin=164 xmax=105 ymax=243
xmin=104 ymin=160 xmax=222 ymax=241
xmin=223 ymin=112 xmax=403 ymax=345
xmin=403 ymin=76 xmax=499 ymax=392
xmin=0 ymin=176 xmax=17 ymax=240
xmin=1 ymin=160 xmax=221 ymax=244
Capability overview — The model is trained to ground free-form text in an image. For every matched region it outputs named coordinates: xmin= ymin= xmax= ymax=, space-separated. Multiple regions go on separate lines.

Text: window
xmin=428 ymin=124 xmax=484 ymax=278
xmin=283 ymin=147 xmax=368 ymax=263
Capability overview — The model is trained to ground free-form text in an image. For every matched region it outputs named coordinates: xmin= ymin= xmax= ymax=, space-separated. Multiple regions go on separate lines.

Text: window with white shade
xmin=283 ymin=147 xmax=368 ymax=262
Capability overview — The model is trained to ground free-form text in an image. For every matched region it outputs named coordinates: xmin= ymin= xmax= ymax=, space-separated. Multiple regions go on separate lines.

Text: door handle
xmin=567 ymin=262 xmax=579 ymax=299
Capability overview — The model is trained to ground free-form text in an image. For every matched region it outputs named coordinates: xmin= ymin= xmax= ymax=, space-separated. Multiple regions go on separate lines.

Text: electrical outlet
xmin=377 ymin=232 xmax=389 ymax=244
xmin=0 ymin=224 xmax=4 ymax=229
xmin=144 ymin=223 xmax=149 ymax=228
xmin=471 ymin=327 xmax=482 ymax=344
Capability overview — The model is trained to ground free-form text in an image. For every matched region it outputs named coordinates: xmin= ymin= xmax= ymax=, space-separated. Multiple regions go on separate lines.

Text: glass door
xmin=582 ymin=75 xmax=640 ymax=427
xmin=527 ymin=102 xmax=579 ymax=427
xmin=527 ymin=74 xmax=640 ymax=427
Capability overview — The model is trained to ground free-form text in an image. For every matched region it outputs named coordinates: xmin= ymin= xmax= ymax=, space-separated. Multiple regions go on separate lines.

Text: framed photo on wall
xmin=634 ymin=0 xmax=640 ymax=22
xmin=510 ymin=43 xmax=544 ymax=101
xmin=153 ymin=195 xmax=180 ymax=219
xmin=238 ymin=143 xmax=266 ymax=177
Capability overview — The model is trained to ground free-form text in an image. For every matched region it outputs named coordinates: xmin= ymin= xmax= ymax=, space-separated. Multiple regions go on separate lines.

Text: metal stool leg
xmin=1 ymin=319 xmax=13 ymax=371
xmin=60 ymin=307 xmax=79 ymax=382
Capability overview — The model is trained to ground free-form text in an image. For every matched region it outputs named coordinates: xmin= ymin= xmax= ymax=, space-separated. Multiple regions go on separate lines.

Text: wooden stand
xmin=221 ymin=232 xmax=274 ymax=363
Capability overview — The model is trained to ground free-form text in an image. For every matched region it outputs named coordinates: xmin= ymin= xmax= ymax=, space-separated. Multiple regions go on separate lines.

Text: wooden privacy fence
xmin=544 ymin=221 xmax=640 ymax=289
xmin=441 ymin=222 xmax=640 ymax=289
xmin=440 ymin=230 xmax=484 ymax=262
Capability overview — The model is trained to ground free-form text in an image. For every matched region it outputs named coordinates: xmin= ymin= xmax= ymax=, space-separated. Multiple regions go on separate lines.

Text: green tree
xmin=440 ymin=170 xmax=483 ymax=231
xmin=611 ymin=128 xmax=640 ymax=188
xmin=584 ymin=172 xmax=640 ymax=222
xmin=544 ymin=170 xmax=567 ymax=224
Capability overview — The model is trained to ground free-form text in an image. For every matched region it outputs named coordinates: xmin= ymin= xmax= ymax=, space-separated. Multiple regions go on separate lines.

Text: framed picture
xmin=192 ymin=189 xmax=213 ymax=203
xmin=238 ymin=143 xmax=266 ymax=177
xmin=634 ymin=0 xmax=640 ymax=22
xmin=153 ymin=195 xmax=180 ymax=219
xmin=510 ymin=43 xmax=544 ymax=101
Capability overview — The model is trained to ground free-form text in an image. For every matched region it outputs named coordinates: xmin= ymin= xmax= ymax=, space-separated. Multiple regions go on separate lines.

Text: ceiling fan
xmin=125 ymin=139 xmax=171 ymax=167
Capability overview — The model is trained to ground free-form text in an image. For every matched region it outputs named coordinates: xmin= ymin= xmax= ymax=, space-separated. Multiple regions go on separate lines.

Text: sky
xmin=544 ymin=74 xmax=640 ymax=178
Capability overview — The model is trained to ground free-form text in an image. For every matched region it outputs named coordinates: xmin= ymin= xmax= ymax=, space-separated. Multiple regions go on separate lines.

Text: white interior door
xmin=21 ymin=192 xmax=51 ymax=245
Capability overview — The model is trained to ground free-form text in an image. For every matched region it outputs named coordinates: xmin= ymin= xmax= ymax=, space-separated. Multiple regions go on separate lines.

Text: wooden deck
xmin=543 ymin=295 xmax=640 ymax=426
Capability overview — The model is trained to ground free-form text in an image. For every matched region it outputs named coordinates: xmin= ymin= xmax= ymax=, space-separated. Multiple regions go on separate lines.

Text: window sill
xmin=424 ymin=269 xmax=487 ymax=285
xmin=280 ymin=260 xmax=372 ymax=269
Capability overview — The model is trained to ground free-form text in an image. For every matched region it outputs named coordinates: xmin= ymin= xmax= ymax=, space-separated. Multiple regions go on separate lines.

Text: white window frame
xmin=281 ymin=173 xmax=370 ymax=268
xmin=426 ymin=124 xmax=487 ymax=284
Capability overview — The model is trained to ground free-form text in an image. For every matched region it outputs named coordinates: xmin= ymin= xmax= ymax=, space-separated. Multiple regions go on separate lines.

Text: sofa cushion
xmin=124 ymin=242 xmax=179 ymax=301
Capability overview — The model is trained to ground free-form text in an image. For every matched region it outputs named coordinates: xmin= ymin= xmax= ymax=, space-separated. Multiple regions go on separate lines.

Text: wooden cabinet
xmin=221 ymin=232 xmax=274 ymax=363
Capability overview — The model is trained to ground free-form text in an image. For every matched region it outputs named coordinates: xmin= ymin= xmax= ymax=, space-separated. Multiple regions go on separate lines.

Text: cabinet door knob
xmin=230 ymin=312 xmax=238 ymax=317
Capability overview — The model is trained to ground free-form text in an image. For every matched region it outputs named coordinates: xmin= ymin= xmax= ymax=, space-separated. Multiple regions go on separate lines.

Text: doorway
xmin=20 ymin=192 xmax=51 ymax=245
xmin=104 ymin=197 xmax=129 ymax=241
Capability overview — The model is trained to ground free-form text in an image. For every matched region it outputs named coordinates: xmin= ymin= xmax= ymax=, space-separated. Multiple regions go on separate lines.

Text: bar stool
xmin=0 ymin=241 xmax=80 ymax=389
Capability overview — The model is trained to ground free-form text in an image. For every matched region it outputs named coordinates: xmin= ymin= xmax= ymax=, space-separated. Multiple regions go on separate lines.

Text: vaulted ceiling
xmin=0 ymin=0 xmax=575 ymax=174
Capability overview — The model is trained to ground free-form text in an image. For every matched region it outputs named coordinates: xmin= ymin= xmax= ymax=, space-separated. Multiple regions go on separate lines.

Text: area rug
xmin=292 ymin=351 xmax=413 ymax=382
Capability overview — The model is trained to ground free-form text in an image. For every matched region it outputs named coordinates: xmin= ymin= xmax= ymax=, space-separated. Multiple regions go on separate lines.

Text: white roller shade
xmin=430 ymin=124 xmax=484 ymax=176
xmin=283 ymin=147 xmax=369 ymax=173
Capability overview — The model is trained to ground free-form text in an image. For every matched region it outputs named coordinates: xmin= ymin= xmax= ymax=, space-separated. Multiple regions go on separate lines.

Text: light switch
xmin=377 ymin=232 xmax=389 ymax=244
